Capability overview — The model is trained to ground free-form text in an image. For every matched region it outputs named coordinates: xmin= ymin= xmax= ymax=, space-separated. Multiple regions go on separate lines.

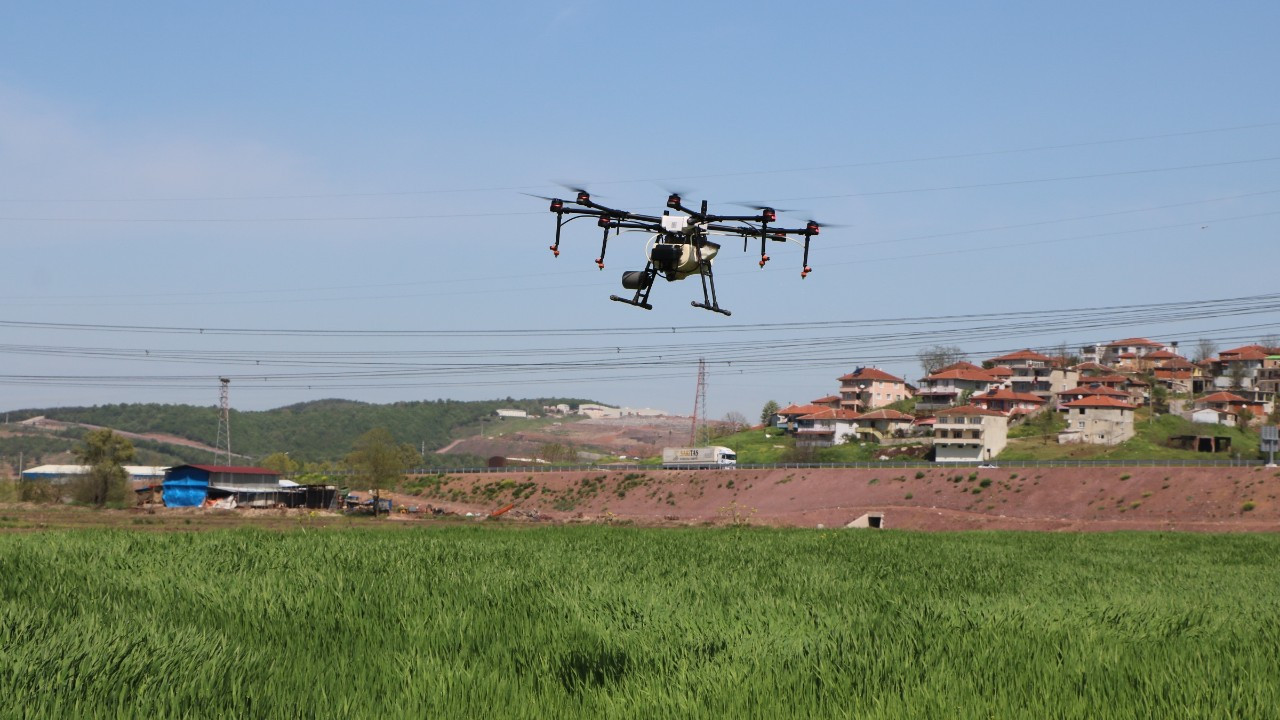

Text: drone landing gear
xmin=610 ymin=264 xmax=731 ymax=315
xmin=610 ymin=266 xmax=657 ymax=310
xmin=690 ymin=240 xmax=731 ymax=316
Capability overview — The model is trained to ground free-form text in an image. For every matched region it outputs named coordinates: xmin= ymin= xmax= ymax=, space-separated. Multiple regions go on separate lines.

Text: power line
xmin=3 ymin=119 xmax=1276 ymax=204
xmin=3 ymin=154 xmax=1277 ymax=223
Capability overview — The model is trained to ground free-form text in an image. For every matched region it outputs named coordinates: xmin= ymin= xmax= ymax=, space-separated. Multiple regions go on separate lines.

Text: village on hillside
xmin=772 ymin=337 xmax=1280 ymax=463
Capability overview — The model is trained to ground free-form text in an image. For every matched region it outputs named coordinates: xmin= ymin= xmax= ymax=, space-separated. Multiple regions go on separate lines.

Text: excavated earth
xmin=393 ymin=465 xmax=1280 ymax=532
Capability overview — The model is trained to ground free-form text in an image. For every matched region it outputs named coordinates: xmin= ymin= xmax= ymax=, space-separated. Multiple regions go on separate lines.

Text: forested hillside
xmin=4 ymin=397 xmax=594 ymax=463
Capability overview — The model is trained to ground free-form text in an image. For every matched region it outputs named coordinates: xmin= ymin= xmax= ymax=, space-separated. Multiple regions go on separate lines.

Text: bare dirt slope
xmin=399 ymin=465 xmax=1280 ymax=532
xmin=441 ymin=416 xmax=695 ymax=460
xmin=14 ymin=418 xmax=224 ymax=455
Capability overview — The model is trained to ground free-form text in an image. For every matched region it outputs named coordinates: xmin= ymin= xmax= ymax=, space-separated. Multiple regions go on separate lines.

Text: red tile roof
xmin=1074 ymin=362 xmax=1114 ymax=372
xmin=1085 ymin=374 xmax=1130 ymax=384
xmin=988 ymin=349 xmax=1055 ymax=363
xmin=1198 ymin=392 xmax=1249 ymax=404
xmin=777 ymin=403 xmax=829 ymax=417
xmin=987 ymin=366 xmax=1014 ymax=377
xmin=798 ymin=408 xmax=863 ymax=421
xmin=936 ymin=405 xmax=1008 ymax=417
xmin=810 ymin=395 xmax=842 ymax=405
xmin=1144 ymin=349 xmax=1183 ymax=360
xmin=972 ymin=388 xmax=1046 ymax=404
xmin=855 ymin=409 xmax=916 ymax=421
xmin=838 ymin=367 xmax=905 ymax=383
xmin=1106 ymin=338 xmax=1162 ymax=347
xmin=1218 ymin=346 xmax=1270 ymax=361
xmin=923 ymin=368 xmax=998 ymax=382
xmin=1061 ymin=396 xmax=1137 ymax=410
xmin=1057 ymin=384 xmax=1131 ymax=398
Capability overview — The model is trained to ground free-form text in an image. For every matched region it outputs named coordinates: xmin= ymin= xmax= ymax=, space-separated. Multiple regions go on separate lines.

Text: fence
xmin=407 ymin=458 xmax=1269 ymax=475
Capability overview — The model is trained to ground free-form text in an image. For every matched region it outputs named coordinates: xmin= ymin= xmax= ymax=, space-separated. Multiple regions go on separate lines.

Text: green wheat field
xmin=1 ymin=525 xmax=1277 ymax=718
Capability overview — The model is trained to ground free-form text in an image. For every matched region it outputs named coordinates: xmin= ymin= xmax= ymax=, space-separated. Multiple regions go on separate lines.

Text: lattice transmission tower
xmin=689 ymin=358 xmax=707 ymax=445
xmin=214 ymin=377 xmax=232 ymax=465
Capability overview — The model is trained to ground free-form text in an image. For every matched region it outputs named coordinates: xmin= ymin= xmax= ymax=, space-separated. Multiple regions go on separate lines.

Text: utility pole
xmin=215 ymin=378 xmax=232 ymax=465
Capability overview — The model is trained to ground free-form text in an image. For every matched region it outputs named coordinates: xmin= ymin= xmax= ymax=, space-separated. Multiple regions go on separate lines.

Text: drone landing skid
xmin=608 ymin=261 xmax=731 ymax=316
xmin=610 ymin=266 xmax=657 ymax=310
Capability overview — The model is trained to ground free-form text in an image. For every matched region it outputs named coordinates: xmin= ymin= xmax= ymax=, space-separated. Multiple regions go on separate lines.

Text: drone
xmin=536 ymin=189 xmax=823 ymax=316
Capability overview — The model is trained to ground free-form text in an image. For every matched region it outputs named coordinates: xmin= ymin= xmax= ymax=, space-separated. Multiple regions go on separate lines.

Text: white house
xmin=933 ymin=406 xmax=1008 ymax=463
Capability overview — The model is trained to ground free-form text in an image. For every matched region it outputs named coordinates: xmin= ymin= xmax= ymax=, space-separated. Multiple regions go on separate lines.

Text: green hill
xmin=3 ymin=397 xmax=595 ymax=466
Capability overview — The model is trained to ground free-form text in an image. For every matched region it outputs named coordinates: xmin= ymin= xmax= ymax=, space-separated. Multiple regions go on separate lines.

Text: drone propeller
xmin=730 ymin=202 xmax=801 ymax=215
xmin=554 ymin=181 xmax=601 ymax=206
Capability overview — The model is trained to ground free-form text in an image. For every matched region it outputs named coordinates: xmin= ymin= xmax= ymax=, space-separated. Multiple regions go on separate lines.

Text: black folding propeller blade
xmin=554 ymin=181 xmax=604 ymax=201
xmin=730 ymin=201 xmax=801 ymax=214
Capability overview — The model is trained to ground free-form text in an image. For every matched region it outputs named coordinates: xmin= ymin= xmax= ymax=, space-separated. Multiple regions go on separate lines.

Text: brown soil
xmin=4 ymin=466 xmax=1277 ymax=533
xmin=443 ymin=416 xmax=696 ymax=460
xmin=397 ymin=465 xmax=1280 ymax=532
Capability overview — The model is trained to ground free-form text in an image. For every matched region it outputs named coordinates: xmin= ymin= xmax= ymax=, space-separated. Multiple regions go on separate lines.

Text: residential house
xmin=1193 ymin=391 xmax=1267 ymax=425
xmin=986 ymin=349 xmax=1078 ymax=405
xmin=1074 ymin=361 xmax=1115 ymax=377
xmin=811 ymin=395 xmax=843 ymax=410
xmin=933 ymin=406 xmax=1008 ymax=463
xmin=838 ymin=367 xmax=911 ymax=413
xmin=1057 ymin=396 xmax=1137 ymax=445
xmin=1055 ymin=383 xmax=1133 ymax=406
xmin=850 ymin=409 xmax=916 ymax=440
xmin=1191 ymin=407 xmax=1238 ymax=427
xmin=794 ymin=408 xmax=861 ymax=447
xmin=1210 ymin=345 xmax=1272 ymax=390
xmin=1255 ymin=355 xmax=1280 ymax=396
xmin=915 ymin=364 xmax=1003 ymax=410
xmin=1151 ymin=356 xmax=1201 ymax=394
xmin=775 ymin=403 xmax=831 ymax=432
xmin=1082 ymin=338 xmax=1168 ymax=366
xmin=969 ymin=388 xmax=1047 ymax=418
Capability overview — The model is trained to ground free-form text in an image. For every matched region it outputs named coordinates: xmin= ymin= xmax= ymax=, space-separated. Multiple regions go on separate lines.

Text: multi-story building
xmin=1255 ymin=354 xmax=1280 ymax=396
xmin=915 ymin=364 xmax=1003 ymax=410
xmin=1080 ymin=338 xmax=1168 ymax=366
xmin=969 ymin=388 xmax=1047 ymax=418
xmin=850 ymin=409 xmax=917 ymax=440
xmin=933 ymin=406 xmax=1008 ymax=463
xmin=794 ymin=408 xmax=861 ymax=447
xmin=985 ymin=349 xmax=1078 ymax=405
xmin=1210 ymin=345 xmax=1271 ymax=390
xmin=837 ymin=367 xmax=910 ymax=413
xmin=1058 ymin=396 xmax=1137 ymax=445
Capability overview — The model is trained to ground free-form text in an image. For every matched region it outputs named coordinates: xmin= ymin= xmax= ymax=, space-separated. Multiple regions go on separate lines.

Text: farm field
xmin=2 ymin=526 xmax=1278 ymax=718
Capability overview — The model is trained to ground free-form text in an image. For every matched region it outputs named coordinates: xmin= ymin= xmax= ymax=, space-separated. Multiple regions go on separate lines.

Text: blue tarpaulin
xmin=162 ymin=467 xmax=210 ymax=507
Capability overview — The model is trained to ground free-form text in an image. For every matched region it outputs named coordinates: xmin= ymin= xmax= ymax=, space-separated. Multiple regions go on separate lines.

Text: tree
xmin=1147 ymin=374 xmax=1169 ymax=414
xmin=1054 ymin=340 xmax=1081 ymax=368
xmin=1238 ymin=408 xmax=1255 ymax=430
xmin=1228 ymin=362 xmax=1248 ymax=390
xmin=345 ymin=428 xmax=417 ymax=516
xmin=259 ymin=452 xmax=299 ymax=475
xmin=917 ymin=345 xmax=968 ymax=376
xmin=1195 ymin=338 xmax=1219 ymax=363
xmin=1260 ymin=334 xmax=1280 ymax=353
xmin=73 ymin=429 xmax=135 ymax=507
xmin=723 ymin=411 xmax=749 ymax=434
xmin=538 ymin=442 xmax=578 ymax=463
xmin=760 ymin=400 xmax=780 ymax=426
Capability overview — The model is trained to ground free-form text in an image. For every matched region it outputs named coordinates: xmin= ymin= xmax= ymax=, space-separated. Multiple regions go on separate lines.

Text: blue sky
xmin=2 ymin=2 xmax=1279 ymax=422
